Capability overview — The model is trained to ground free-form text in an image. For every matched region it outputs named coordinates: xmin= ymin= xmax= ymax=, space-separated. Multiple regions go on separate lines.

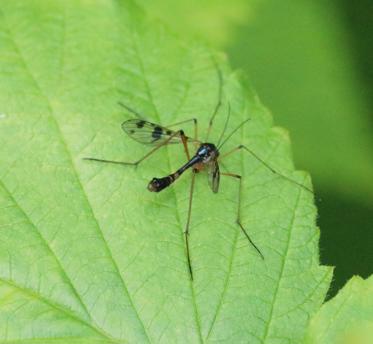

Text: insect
xmin=84 ymin=67 xmax=312 ymax=280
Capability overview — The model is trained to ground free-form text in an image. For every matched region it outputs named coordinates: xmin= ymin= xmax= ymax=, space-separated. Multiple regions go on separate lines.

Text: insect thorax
xmin=196 ymin=143 xmax=219 ymax=163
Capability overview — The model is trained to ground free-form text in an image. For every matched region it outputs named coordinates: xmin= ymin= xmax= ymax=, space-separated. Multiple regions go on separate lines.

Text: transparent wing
xmin=121 ymin=119 xmax=183 ymax=145
xmin=207 ymin=160 xmax=220 ymax=193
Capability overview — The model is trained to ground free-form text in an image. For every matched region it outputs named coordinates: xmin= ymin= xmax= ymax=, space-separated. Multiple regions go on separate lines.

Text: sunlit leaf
xmin=0 ymin=1 xmax=331 ymax=343
xmin=306 ymin=275 xmax=373 ymax=344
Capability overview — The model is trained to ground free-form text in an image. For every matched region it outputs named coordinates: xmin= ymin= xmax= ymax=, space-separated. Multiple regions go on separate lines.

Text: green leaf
xmin=0 ymin=1 xmax=331 ymax=343
xmin=305 ymin=275 xmax=373 ymax=344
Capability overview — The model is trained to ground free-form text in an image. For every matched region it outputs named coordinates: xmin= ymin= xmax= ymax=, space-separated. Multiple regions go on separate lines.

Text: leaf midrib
xmin=261 ymin=176 xmax=305 ymax=342
xmin=127 ymin=22 xmax=204 ymax=343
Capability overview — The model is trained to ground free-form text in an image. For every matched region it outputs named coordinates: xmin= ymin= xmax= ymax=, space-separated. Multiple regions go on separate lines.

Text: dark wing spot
xmin=152 ymin=126 xmax=163 ymax=141
xmin=136 ymin=120 xmax=146 ymax=128
xmin=166 ymin=130 xmax=172 ymax=135
xmin=129 ymin=129 xmax=135 ymax=134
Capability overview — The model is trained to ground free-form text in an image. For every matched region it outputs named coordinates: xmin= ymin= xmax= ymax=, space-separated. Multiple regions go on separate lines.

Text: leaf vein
xmin=127 ymin=25 xmax=204 ymax=343
xmin=0 ymin=277 xmax=121 ymax=344
xmin=260 ymin=179 xmax=306 ymax=342
xmin=0 ymin=11 xmax=149 ymax=343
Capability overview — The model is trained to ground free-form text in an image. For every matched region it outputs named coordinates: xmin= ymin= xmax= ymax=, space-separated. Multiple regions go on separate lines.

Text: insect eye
xmin=198 ymin=147 xmax=207 ymax=156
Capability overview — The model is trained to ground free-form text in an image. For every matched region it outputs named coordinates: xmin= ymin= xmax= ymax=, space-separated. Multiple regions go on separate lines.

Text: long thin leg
xmin=220 ymin=145 xmax=313 ymax=194
xmin=185 ymin=170 xmax=197 ymax=280
xmin=167 ymin=118 xmax=199 ymax=143
xmin=221 ymin=172 xmax=264 ymax=259
xmin=205 ymin=59 xmax=223 ymax=142
xmin=118 ymin=101 xmax=143 ymax=119
xmin=180 ymin=130 xmax=191 ymax=160
xmin=166 ymin=118 xmax=200 ymax=160
xmin=84 ymin=130 xmax=187 ymax=167
xmin=216 ymin=103 xmax=231 ymax=147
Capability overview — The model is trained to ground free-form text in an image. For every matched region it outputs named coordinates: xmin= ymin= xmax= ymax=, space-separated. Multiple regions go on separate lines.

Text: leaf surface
xmin=305 ymin=275 xmax=373 ymax=344
xmin=0 ymin=1 xmax=331 ymax=343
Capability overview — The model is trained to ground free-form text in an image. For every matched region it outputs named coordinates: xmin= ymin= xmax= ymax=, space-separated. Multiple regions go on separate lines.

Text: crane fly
xmin=84 ymin=66 xmax=313 ymax=280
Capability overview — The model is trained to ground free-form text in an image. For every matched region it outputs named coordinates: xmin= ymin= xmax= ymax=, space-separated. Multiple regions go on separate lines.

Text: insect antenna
xmin=217 ymin=118 xmax=251 ymax=150
xmin=216 ymin=103 xmax=231 ymax=147
xmin=118 ymin=101 xmax=144 ymax=119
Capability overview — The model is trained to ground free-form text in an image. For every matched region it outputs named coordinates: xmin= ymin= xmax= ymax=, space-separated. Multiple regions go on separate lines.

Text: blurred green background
xmin=137 ymin=0 xmax=373 ymax=298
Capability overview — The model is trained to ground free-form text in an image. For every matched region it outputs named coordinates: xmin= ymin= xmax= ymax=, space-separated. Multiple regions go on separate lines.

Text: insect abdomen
xmin=147 ymin=174 xmax=179 ymax=192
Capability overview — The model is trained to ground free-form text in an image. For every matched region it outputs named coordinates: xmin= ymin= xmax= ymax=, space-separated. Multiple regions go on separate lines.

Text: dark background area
xmin=226 ymin=0 xmax=373 ymax=298
xmin=342 ymin=0 xmax=373 ymax=105
xmin=322 ymin=0 xmax=373 ymax=297
xmin=325 ymin=0 xmax=373 ymax=297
